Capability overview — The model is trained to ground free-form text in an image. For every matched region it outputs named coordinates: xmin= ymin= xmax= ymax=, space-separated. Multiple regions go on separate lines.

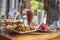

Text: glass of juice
xmin=27 ymin=10 xmax=33 ymax=25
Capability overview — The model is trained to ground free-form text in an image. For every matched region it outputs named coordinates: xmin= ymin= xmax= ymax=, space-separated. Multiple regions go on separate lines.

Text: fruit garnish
xmin=40 ymin=23 xmax=48 ymax=31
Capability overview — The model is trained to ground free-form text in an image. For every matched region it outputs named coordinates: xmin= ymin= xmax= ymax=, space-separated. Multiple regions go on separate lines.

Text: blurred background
xmin=0 ymin=0 xmax=60 ymax=24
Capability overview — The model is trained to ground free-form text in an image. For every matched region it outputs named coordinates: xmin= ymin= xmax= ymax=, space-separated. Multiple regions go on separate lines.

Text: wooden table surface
xmin=0 ymin=30 xmax=60 ymax=40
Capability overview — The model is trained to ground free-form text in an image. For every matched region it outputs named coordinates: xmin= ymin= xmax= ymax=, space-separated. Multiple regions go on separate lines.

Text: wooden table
xmin=0 ymin=29 xmax=60 ymax=40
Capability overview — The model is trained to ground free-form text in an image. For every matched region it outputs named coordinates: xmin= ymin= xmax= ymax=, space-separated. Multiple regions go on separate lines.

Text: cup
xmin=27 ymin=9 xmax=33 ymax=25
xmin=37 ymin=10 xmax=44 ymax=25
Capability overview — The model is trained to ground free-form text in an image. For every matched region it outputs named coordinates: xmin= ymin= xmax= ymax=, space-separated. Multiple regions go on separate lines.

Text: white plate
xmin=6 ymin=25 xmax=39 ymax=34
xmin=6 ymin=27 xmax=37 ymax=34
xmin=10 ymin=29 xmax=37 ymax=34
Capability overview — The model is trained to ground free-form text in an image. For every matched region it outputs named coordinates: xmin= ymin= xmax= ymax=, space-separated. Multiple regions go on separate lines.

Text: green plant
xmin=0 ymin=13 xmax=5 ymax=19
xmin=30 ymin=0 xmax=44 ymax=15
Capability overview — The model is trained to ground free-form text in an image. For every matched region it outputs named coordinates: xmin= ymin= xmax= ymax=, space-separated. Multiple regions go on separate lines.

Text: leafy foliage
xmin=30 ymin=0 xmax=44 ymax=15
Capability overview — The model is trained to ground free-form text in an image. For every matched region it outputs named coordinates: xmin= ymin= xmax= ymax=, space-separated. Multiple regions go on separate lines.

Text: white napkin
xmin=50 ymin=21 xmax=60 ymax=29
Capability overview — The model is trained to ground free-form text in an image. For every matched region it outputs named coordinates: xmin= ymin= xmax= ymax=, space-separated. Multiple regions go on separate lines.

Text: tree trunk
xmin=44 ymin=0 xmax=48 ymax=11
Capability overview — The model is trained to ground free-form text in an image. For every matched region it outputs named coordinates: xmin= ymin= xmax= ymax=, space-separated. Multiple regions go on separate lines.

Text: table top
xmin=0 ymin=29 xmax=60 ymax=40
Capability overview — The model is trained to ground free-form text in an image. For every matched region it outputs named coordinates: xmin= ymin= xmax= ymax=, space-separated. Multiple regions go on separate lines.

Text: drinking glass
xmin=27 ymin=9 xmax=33 ymax=25
xmin=37 ymin=10 xmax=44 ymax=25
